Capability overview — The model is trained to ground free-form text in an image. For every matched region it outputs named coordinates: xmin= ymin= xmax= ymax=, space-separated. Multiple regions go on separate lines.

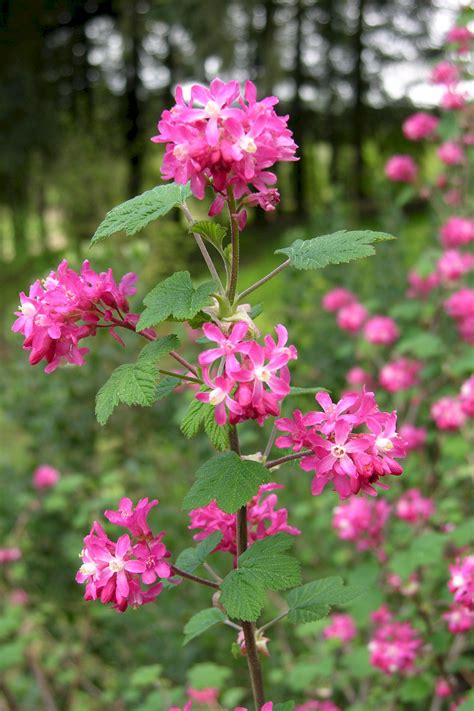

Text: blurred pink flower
xmin=33 ymin=464 xmax=60 ymax=490
xmin=402 ymin=112 xmax=439 ymax=141
xmin=385 ymin=155 xmax=418 ymax=183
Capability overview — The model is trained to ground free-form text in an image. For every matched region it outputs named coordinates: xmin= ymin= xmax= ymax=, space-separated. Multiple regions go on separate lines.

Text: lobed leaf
xmin=95 ymin=362 xmax=158 ymax=425
xmin=182 ymin=452 xmax=270 ymax=514
xmin=91 ymin=182 xmax=192 ymax=244
xmin=190 ymin=220 xmax=227 ymax=253
xmin=275 ymin=230 xmax=395 ymax=271
xmin=183 ymin=608 xmax=226 ymax=646
xmin=286 ymin=576 xmax=364 ymax=623
xmin=175 ymin=532 xmax=223 ymax=574
xmin=137 ymin=271 xmax=217 ymax=331
xmin=137 ymin=334 xmax=180 ymax=363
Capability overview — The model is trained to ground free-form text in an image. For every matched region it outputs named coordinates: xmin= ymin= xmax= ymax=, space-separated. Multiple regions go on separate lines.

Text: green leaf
xmin=187 ymin=663 xmax=231 ymax=691
xmin=273 ymin=703 xmax=295 ymax=711
xmin=275 ymin=230 xmax=394 ymax=270
xmin=181 ymin=399 xmax=229 ymax=451
xmin=396 ymin=332 xmax=444 ymax=359
xmin=137 ymin=334 xmax=180 ymax=363
xmin=91 ymin=182 xmax=191 ymax=244
xmin=129 ymin=664 xmax=163 ymax=688
xmin=175 ymin=532 xmax=223 ymax=574
xmin=220 ymin=534 xmax=301 ymax=621
xmin=137 ymin=271 xmax=217 ymax=331
xmin=286 ymin=577 xmax=364 ymax=623
xmin=182 ymin=452 xmax=270 ymax=514
xmin=399 ymin=675 xmax=433 ymax=702
xmin=183 ymin=608 xmax=226 ymax=645
xmin=190 ymin=220 xmax=227 ymax=253
xmin=154 ymin=376 xmax=180 ymax=400
xmin=288 ymin=386 xmax=329 ymax=396
xmin=95 ymin=362 xmax=158 ymax=425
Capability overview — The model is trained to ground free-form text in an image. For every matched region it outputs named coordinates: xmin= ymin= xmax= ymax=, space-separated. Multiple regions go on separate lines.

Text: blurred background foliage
xmin=0 ymin=1 xmax=472 ymax=710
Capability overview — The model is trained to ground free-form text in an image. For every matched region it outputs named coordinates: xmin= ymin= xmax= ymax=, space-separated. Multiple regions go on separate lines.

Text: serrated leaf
xmin=91 ymin=182 xmax=192 ymax=244
xmin=191 ymin=220 xmax=227 ymax=252
xmin=95 ymin=362 xmax=158 ymax=425
xmin=181 ymin=398 xmax=206 ymax=439
xmin=155 ymin=376 xmax=180 ymax=400
xmin=137 ymin=334 xmax=180 ymax=363
xmin=183 ymin=608 xmax=226 ymax=645
xmin=286 ymin=577 xmax=364 ymax=623
xmin=275 ymin=230 xmax=394 ymax=270
xmin=175 ymin=532 xmax=223 ymax=574
xmin=203 ymin=405 xmax=230 ymax=451
xmin=220 ymin=534 xmax=301 ymax=621
xmin=182 ymin=452 xmax=270 ymax=514
xmin=137 ymin=272 xmax=217 ymax=330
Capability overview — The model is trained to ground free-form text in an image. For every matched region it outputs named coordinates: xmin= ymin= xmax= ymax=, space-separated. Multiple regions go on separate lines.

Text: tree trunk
xmin=124 ymin=0 xmax=143 ymax=198
xmin=353 ymin=0 xmax=366 ymax=205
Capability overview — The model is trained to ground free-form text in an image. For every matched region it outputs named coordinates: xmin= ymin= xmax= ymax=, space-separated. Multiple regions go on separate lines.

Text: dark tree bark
xmin=353 ymin=0 xmax=367 ymax=204
xmin=123 ymin=0 xmax=143 ymax=198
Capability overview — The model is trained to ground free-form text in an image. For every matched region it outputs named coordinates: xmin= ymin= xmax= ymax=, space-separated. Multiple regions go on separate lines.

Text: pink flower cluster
xmin=431 ymin=61 xmax=459 ymax=86
xmin=437 ymin=142 xmax=466 ymax=166
xmin=440 ymin=217 xmax=474 ymax=248
xmin=322 ymin=288 xmax=356 ymax=312
xmin=395 ymin=488 xmax=435 ymax=525
xmin=152 ymin=78 xmax=297 ymax=217
xmin=170 ymin=702 xmax=273 ymax=711
xmin=379 ymin=358 xmax=422 ymax=393
xmin=196 ymin=321 xmax=297 ymax=426
xmin=402 ymin=112 xmax=439 ymax=142
xmin=12 ymin=260 xmax=140 ymax=373
xmin=76 ymin=498 xmax=172 ymax=612
xmin=188 ymin=483 xmax=300 ymax=556
xmin=407 ymin=270 xmax=439 ymax=299
xmin=430 ymin=396 xmax=467 ymax=431
xmin=363 ymin=316 xmax=399 ymax=346
xmin=369 ymin=611 xmax=423 ymax=675
xmin=276 ymin=390 xmax=406 ymax=499
xmin=444 ymin=288 xmax=474 ymax=344
xmin=460 ymin=375 xmax=474 ymax=417
xmin=446 ymin=25 xmax=473 ymax=54
xmin=332 ymin=497 xmax=391 ymax=550
xmin=437 ymin=249 xmax=474 ymax=283
xmin=0 ymin=547 xmax=22 ymax=564
xmin=322 ymin=613 xmax=356 ymax=643
xmin=443 ymin=554 xmax=474 ymax=634
xmin=32 ymin=464 xmax=60 ymax=490
xmin=398 ymin=424 xmax=427 ymax=452
xmin=384 ymin=155 xmax=418 ymax=183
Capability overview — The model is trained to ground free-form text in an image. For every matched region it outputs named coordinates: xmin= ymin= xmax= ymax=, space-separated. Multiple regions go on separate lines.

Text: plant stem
xmin=258 ymin=610 xmax=289 ymax=634
xmin=229 ymin=426 xmax=266 ymax=710
xmin=170 ymin=565 xmax=219 ymax=590
xmin=181 ymin=202 xmax=225 ymax=292
xmin=265 ymin=450 xmax=311 ymax=469
xmin=226 ymin=188 xmax=240 ymax=303
xmin=158 ymin=369 xmax=202 ymax=384
xmin=169 ymin=350 xmax=199 ymax=377
xmin=236 ymin=259 xmax=291 ymax=302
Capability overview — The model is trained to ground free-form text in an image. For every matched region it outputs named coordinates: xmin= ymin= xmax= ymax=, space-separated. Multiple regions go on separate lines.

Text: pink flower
xmin=446 ymin=26 xmax=473 ymax=53
xmin=189 ymin=483 xmax=300 ymax=556
xmin=237 ymin=628 xmax=270 ymax=656
xmin=387 ymin=572 xmax=420 ymax=597
xmin=332 ymin=497 xmax=391 ymax=550
xmin=198 ymin=321 xmax=250 ymax=374
xmin=371 ymin=605 xmax=392 ymax=625
xmin=104 ymin=497 xmax=159 ymax=538
xmin=196 ymin=371 xmax=243 ymax=426
xmin=337 ymin=302 xmax=367 ymax=332
xmin=395 ymin=489 xmax=435 ymax=525
xmin=440 ymin=218 xmax=474 ymax=248
xmin=12 ymin=260 xmax=139 ymax=373
xmin=444 ymin=288 xmax=474 ymax=321
xmin=0 ymin=547 xmax=22 ymax=563
xmin=435 ymin=679 xmax=452 ymax=698
xmin=430 ymin=396 xmax=467 ymax=431
xmin=407 ymin=270 xmax=439 ymax=299
xmin=277 ymin=390 xmax=406 ymax=498
xmin=152 ymin=79 xmax=297 ymax=212
xmin=460 ymin=375 xmax=474 ymax=417
xmin=402 ymin=112 xmax=439 ymax=141
xmin=369 ymin=620 xmax=423 ymax=675
xmin=323 ymin=614 xmax=357 ymax=643
xmin=77 ymin=503 xmax=172 ymax=612
xmin=441 ymin=91 xmax=466 ymax=111
xmin=364 ymin=316 xmax=399 ymax=346
xmin=187 ymin=688 xmax=219 ymax=707
xmin=32 ymin=464 xmax=60 ymax=490
xmin=379 ymin=358 xmax=421 ymax=393
xmin=448 ymin=555 xmax=474 ymax=611
xmin=385 ymin=155 xmax=418 ymax=183
xmin=431 ymin=61 xmax=459 ymax=85
xmin=457 ymin=315 xmax=474 ymax=345
xmin=322 ymin=288 xmax=356 ymax=312
xmin=399 ymin=424 xmax=427 ymax=451
xmin=346 ymin=367 xmax=373 ymax=389
xmin=437 ymin=250 xmax=474 ymax=282
xmin=437 ymin=142 xmax=466 ymax=166
xmin=443 ymin=604 xmax=474 ymax=634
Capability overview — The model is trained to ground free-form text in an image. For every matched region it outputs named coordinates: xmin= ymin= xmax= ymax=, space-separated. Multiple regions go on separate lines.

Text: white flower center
xmin=20 ymin=302 xmax=36 ymax=316
xmin=173 ymin=143 xmax=188 ymax=160
xmin=205 ymin=100 xmax=221 ymax=118
xmin=109 ymin=557 xmax=125 ymax=573
xmin=239 ymin=135 xmax=257 ymax=153
xmin=452 ymin=574 xmax=465 ymax=587
xmin=331 ymin=444 xmax=346 ymax=458
xmin=209 ymin=388 xmax=226 ymax=406
xmin=376 ymin=437 xmax=394 ymax=452
xmin=80 ymin=562 xmax=97 ymax=577
xmin=255 ymin=367 xmax=271 ymax=382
